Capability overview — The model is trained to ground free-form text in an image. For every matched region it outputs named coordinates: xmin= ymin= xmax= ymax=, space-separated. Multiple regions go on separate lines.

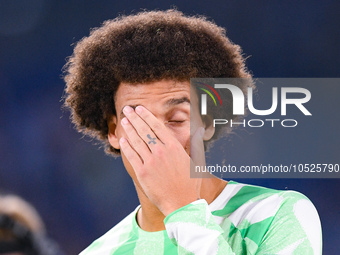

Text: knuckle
xmin=152 ymin=122 xmax=163 ymax=131
xmin=133 ymin=137 xmax=144 ymax=147
xmin=167 ymin=140 xmax=179 ymax=150
xmin=139 ymin=126 xmax=150 ymax=136
xmin=137 ymin=167 xmax=147 ymax=178
xmin=145 ymin=157 xmax=155 ymax=165
xmin=124 ymin=148 xmax=134 ymax=159
xmin=153 ymin=146 xmax=164 ymax=157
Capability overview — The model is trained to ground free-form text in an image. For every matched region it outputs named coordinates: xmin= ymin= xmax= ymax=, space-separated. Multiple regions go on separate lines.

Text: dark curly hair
xmin=63 ymin=9 xmax=252 ymax=156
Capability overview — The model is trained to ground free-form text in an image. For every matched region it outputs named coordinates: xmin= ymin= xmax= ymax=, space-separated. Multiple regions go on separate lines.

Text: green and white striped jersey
xmin=80 ymin=181 xmax=322 ymax=254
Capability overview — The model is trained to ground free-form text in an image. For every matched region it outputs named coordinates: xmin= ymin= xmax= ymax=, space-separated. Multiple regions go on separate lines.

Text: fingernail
xmin=121 ymin=117 xmax=129 ymax=125
xmin=119 ymin=137 xmax=127 ymax=145
xmin=135 ymin=106 xmax=143 ymax=114
xmin=123 ymin=106 xmax=133 ymax=114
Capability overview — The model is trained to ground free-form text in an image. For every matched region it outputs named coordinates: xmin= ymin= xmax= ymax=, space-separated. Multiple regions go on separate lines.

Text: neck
xmin=135 ymin=176 xmax=227 ymax=232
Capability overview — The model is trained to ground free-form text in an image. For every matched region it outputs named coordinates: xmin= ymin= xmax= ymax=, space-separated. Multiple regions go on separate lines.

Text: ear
xmin=108 ymin=115 xmax=120 ymax=149
xmin=201 ymin=115 xmax=215 ymax=141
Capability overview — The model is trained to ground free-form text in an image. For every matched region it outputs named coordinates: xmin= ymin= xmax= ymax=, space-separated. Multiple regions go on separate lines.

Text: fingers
xmin=122 ymin=106 xmax=165 ymax=153
xmin=121 ymin=116 xmax=151 ymax=159
xmin=190 ymin=127 xmax=206 ymax=178
xmin=119 ymin=137 xmax=143 ymax=170
xmin=190 ymin=127 xmax=206 ymax=166
xmin=134 ymin=106 xmax=169 ymax=143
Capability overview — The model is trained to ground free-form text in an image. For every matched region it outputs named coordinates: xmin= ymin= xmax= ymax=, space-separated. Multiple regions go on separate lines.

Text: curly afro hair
xmin=63 ymin=9 xmax=252 ymax=156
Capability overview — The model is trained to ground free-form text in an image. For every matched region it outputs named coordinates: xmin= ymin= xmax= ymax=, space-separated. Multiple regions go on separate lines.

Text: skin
xmin=108 ymin=80 xmax=227 ymax=232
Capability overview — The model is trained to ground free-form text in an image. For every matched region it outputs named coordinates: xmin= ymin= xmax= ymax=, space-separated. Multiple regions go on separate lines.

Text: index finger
xmin=134 ymin=105 xmax=169 ymax=143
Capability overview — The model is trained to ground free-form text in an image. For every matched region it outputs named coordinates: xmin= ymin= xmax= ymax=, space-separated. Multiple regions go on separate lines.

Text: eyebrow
xmin=165 ymin=96 xmax=190 ymax=107
xmin=119 ymin=96 xmax=190 ymax=119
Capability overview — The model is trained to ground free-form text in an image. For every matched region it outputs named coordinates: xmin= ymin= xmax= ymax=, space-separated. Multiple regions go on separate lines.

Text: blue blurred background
xmin=0 ymin=0 xmax=339 ymax=254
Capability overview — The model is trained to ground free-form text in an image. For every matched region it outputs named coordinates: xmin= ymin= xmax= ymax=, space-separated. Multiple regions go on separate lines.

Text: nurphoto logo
xmin=194 ymin=79 xmax=312 ymax=128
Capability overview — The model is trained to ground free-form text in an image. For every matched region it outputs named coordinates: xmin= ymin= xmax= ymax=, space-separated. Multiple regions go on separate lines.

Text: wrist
xmin=161 ymin=197 xmax=202 ymax=216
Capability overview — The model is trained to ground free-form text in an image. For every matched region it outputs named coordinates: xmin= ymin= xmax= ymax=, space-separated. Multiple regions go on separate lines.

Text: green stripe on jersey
xmin=212 ymin=184 xmax=279 ymax=217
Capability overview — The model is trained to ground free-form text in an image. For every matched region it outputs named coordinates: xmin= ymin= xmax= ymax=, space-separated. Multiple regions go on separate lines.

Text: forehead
xmin=115 ymin=80 xmax=191 ymax=106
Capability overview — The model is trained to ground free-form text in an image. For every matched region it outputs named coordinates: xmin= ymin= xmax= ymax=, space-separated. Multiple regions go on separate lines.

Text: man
xmin=63 ymin=9 xmax=322 ymax=254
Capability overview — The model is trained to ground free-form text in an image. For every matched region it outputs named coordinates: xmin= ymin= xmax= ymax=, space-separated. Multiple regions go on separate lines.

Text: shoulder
xmin=212 ymin=181 xmax=321 ymax=236
xmin=211 ymin=181 xmax=288 ymax=218
xmin=215 ymin=182 xmax=322 ymax=254
xmin=79 ymin=207 xmax=139 ymax=255
xmin=229 ymin=182 xmax=322 ymax=254
xmin=221 ymin=181 xmax=319 ymax=223
xmin=222 ymin=181 xmax=313 ymax=210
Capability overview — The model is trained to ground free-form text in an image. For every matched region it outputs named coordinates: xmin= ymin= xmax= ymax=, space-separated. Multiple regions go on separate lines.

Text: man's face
xmin=108 ymin=80 xmax=209 ymax=180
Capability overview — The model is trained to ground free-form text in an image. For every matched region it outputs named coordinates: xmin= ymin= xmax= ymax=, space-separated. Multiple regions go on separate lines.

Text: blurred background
xmin=0 ymin=0 xmax=339 ymax=254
